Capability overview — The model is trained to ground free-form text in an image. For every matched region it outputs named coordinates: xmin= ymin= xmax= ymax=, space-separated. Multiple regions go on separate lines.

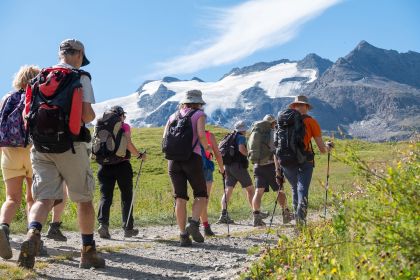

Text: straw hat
xmin=288 ymin=95 xmax=313 ymax=110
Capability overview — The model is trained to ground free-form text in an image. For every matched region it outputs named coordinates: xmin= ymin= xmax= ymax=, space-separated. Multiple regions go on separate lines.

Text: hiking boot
xmin=38 ymin=240 xmax=49 ymax=256
xmin=98 ymin=224 xmax=111 ymax=239
xmin=282 ymin=208 xmax=293 ymax=224
xmin=79 ymin=241 xmax=106 ymax=269
xmin=186 ymin=218 xmax=204 ymax=243
xmin=217 ymin=214 xmax=234 ymax=224
xmin=253 ymin=213 xmax=266 ymax=227
xmin=46 ymin=222 xmax=67 ymax=242
xmin=17 ymin=229 xmax=41 ymax=269
xmin=124 ymin=228 xmax=139 ymax=238
xmin=0 ymin=224 xmax=12 ymax=260
xmin=204 ymin=225 xmax=215 ymax=237
xmin=180 ymin=233 xmax=192 ymax=247
xmin=259 ymin=211 xmax=270 ymax=219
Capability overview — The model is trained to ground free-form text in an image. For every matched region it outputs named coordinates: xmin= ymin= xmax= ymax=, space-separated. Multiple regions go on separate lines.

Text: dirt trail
xmin=3 ymin=213 xmax=323 ymax=280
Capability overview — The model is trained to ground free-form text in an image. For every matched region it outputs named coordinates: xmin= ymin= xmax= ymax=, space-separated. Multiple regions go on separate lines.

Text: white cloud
xmin=151 ymin=0 xmax=341 ymax=77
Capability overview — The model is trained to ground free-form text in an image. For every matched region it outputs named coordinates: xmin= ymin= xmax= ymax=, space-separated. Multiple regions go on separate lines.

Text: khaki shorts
xmin=1 ymin=146 xmax=33 ymax=181
xmin=31 ymin=143 xmax=94 ymax=203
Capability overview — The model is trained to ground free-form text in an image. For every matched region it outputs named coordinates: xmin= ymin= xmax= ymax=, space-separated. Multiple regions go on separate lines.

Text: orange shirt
xmin=303 ymin=116 xmax=322 ymax=152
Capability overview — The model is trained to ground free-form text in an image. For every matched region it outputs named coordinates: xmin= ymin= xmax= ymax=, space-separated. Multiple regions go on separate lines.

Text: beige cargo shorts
xmin=30 ymin=142 xmax=95 ymax=203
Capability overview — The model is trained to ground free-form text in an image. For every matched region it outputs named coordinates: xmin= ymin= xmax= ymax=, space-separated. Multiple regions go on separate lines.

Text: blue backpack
xmin=0 ymin=90 xmax=27 ymax=147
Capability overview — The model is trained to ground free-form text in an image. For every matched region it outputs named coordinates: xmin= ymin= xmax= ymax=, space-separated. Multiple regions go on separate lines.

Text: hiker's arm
xmin=314 ymin=136 xmax=329 ymax=154
xmin=197 ymin=115 xmax=209 ymax=151
xmin=82 ymin=102 xmax=95 ymax=123
xmin=162 ymin=120 xmax=170 ymax=139
xmin=210 ymin=134 xmax=225 ymax=174
xmin=126 ymin=129 xmax=146 ymax=159
xmin=274 ymin=154 xmax=285 ymax=185
xmin=239 ymin=144 xmax=248 ymax=156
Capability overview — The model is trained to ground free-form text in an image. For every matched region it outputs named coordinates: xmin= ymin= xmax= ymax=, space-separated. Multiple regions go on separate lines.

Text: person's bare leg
xmin=52 ymin=186 xmax=68 ymax=222
xmin=77 ymin=201 xmax=95 ymax=234
xmin=221 ymin=186 xmax=234 ymax=210
xmin=277 ymin=191 xmax=287 ymax=209
xmin=252 ymin=188 xmax=265 ymax=212
xmin=200 ymin=182 xmax=212 ymax=222
xmin=28 ymin=199 xmax=55 ymax=225
xmin=0 ymin=177 xmax=24 ymax=224
xmin=191 ymin=197 xmax=206 ymax=221
xmin=244 ymin=185 xmax=255 ymax=208
xmin=24 ymin=177 xmax=34 ymax=215
xmin=175 ymin=198 xmax=187 ymax=232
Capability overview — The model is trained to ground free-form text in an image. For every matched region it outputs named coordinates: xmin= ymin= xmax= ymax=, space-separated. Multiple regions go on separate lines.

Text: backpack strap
xmin=113 ymin=128 xmax=124 ymax=154
xmin=75 ymin=69 xmax=91 ymax=80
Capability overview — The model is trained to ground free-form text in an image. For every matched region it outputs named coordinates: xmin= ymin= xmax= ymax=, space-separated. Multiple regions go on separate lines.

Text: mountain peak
xmin=343 ymin=41 xmax=420 ymax=88
xmin=297 ymin=53 xmax=333 ymax=76
xmin=220 ymin=59 xmax=291 ymax=79
xmin=162 ymin=76 xmax=180 ymax=83
xmin=191 ymin=77 xmax=204 ymax=82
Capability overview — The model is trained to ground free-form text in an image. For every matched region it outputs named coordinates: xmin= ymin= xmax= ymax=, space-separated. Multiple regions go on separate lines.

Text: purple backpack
xmin=0 ymin=90 xmax=27 ymax=147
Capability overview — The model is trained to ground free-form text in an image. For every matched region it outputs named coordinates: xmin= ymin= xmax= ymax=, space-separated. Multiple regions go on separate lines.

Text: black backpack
xmin=218 ymin=131 xmax=238 ymax=165
xmin=162 ymin=109 xmax=198 ymax=161
xmin=275 ymin=109 xmax=314 ymax=166
xmin=91 ymin=110 xmax=129 ymax=165
xmin=25 ymin=67 xmax=91 ymax=153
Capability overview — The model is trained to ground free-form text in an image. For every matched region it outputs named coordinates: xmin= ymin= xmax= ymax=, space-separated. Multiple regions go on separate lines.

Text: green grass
xmin=0 ymin=126 xmax=409 ymax=233
xmin=241 ymin=141 xmax=419 ymax=279
xmin=0 ymin=263 xmax=37 ymax=280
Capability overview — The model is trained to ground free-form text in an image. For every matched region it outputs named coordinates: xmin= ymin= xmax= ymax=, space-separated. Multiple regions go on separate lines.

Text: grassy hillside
xmin=0 ymin=126 xmax=409 ymax=233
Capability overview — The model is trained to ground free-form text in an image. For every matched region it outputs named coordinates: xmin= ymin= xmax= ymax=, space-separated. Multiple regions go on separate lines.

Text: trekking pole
xmin=264 ymin=169 xmax=283 ymax=245
xmin=221 ymin=173 xmax=230 ymax=237
xmin=324 ymin=151 xmax=331 ymax=219
xmin=125 ymin=150 xmax=146 ymax=229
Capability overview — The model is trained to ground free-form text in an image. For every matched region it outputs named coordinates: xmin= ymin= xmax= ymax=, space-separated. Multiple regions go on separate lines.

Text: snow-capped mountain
xmin=93 ymin=55 xmax=330 ymax=129
xmin=93 ymin=41 xmax=420 ymax=141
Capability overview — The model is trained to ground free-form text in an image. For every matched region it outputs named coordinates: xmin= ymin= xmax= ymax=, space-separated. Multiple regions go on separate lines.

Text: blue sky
xmin=0 ymin=0 xmax=419 ymax=102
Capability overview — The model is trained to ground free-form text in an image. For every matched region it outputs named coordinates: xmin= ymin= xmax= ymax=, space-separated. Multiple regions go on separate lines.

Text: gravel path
xmin=2 ymin=213 xmax=322 ymax=280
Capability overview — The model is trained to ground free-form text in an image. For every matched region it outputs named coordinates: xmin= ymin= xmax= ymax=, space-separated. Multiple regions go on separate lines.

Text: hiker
xmin=218 ymin=121 xmax=259 ymax=224
xmin=248 ymin=115 xmax=293 ymax=227
xmin=200 ymin=130 xmax=225 ymax=236
xmin=277 ymin=95 xmax=333 ymax=225
xmin=0 ymin=65 xmax=67 ymax=260
xmin=94 ymin=105 xmax=146 ymax=239
xmin=17 ymin=39 xmax=105 ymax=269
xmin=162 ymin=89 xmax=209 ymax=246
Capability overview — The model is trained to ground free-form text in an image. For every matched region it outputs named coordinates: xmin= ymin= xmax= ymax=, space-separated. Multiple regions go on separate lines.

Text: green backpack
xmin=248 ymin=121 xmax=273 ymax=164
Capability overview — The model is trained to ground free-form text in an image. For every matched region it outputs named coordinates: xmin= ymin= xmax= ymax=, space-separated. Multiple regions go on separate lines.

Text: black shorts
xmin=225 ymin=163 xmax=253 ymax=188
xmin=168 ymin=153 xmax=208 ymax=200
xmin=253 ymin=163 xmax=282 ymax=192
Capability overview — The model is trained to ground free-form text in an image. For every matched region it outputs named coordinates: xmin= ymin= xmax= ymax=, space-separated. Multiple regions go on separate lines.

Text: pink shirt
xmin=122 ymin=122 xmax=130 ymax=134
xmin=168 ymin=108 xmax=206 ymax=155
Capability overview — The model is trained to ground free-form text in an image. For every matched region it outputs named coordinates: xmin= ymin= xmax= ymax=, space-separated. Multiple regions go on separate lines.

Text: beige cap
xmin=180 ymin=89 xmax=206 ymax=105
xmin=263 ymin=114 xmax=276 ymax=123
xmin=59 ymin=39 xmax=90 ymax=66
xmin=234 ymin=121 xmax=248 ymax=132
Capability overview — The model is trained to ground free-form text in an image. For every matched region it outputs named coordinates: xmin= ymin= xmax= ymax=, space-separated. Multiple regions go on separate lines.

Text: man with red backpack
xmin=17 ymin=39 xmax=105 ymax=269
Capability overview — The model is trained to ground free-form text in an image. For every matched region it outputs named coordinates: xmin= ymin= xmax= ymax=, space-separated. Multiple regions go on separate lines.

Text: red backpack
xmin=24 ymin=67 xmax=90 ymax=153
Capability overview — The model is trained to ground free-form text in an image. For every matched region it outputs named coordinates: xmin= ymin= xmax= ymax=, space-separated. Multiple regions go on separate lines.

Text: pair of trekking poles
xmin=125 ymin=150 xmax=147 ymax=230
